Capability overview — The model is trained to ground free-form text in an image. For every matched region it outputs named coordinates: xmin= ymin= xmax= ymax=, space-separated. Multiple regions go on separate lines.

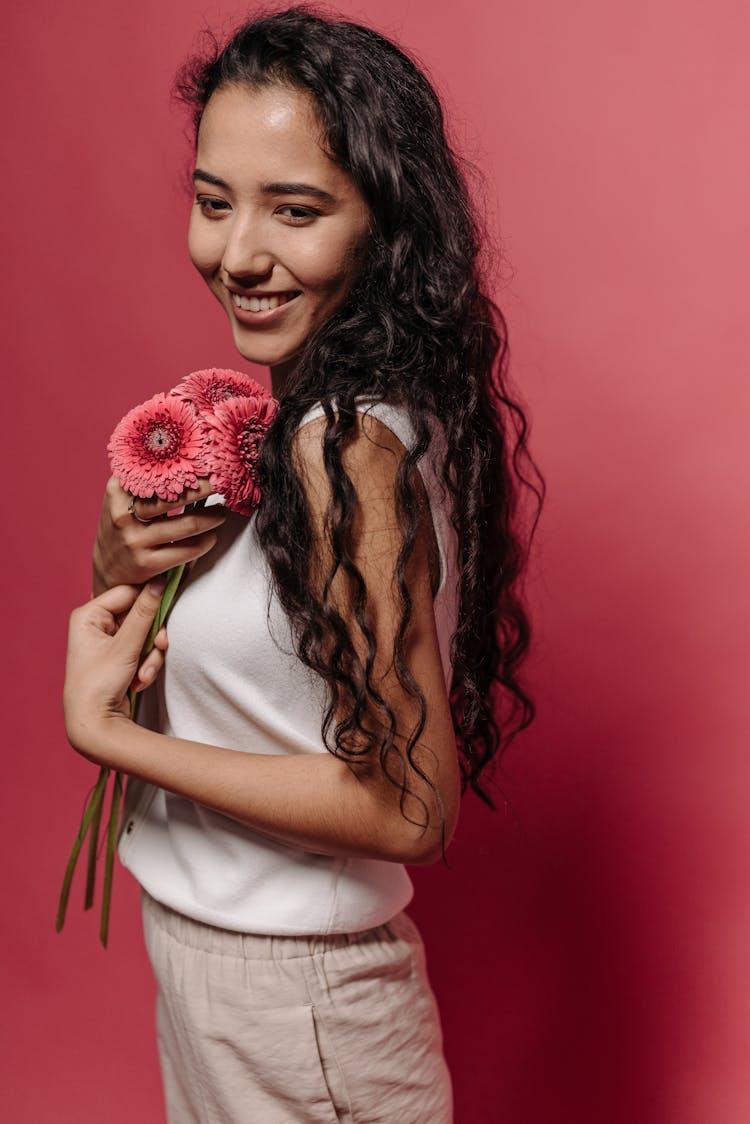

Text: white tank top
xmin=118 ymin=400 xmax=459 ymax=934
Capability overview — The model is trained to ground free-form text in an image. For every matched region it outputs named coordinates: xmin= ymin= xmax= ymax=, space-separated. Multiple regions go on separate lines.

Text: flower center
xmin=205 ymin=380 xmax=235 ymax=404
xmin=238 ymin=421 xmax=264 ymax=478
xmin=141 ymin=418 xmax=182 ymax=460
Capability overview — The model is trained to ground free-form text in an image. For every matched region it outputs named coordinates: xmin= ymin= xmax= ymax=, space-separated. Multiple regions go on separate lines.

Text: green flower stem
xmin=99 ymin=770 xmax=123 ymax=948
xmin=146 ymin=562 xmax=186 ymax=650
xmin=56 ymin=767 xmax=110 ymax=933
xmin=84 ymin=770 xmax=107 ymax=910
xmin=141 ymin=501 xmax=205 ymax=656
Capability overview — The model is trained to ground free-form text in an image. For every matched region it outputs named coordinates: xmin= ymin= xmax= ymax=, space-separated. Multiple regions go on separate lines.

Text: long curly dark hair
xmin=175 ymin=5 xmax=543 ymax=824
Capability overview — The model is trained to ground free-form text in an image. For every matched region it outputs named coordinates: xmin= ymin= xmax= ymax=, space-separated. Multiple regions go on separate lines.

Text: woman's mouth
xmin=230 ymin=290 xmax=300 ymax=313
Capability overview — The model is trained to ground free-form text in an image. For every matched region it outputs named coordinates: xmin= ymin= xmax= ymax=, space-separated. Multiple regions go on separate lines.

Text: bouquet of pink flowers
xmin=57 ymin=369 xmax=278 ymax=946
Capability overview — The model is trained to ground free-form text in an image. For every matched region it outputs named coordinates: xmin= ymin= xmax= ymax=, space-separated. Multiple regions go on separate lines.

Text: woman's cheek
xmin=297 ymin=241 xmax=363 ymax=299
xmin=188 ymin=216 xmax=221 ymax=278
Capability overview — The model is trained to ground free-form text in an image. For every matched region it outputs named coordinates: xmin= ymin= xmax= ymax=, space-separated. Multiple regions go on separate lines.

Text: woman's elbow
xmin=403 ymin=839 xmax=447 ymax=866
xmin=358 ymin=756 xmax=461 ymax=864
xmin=385 ymin=804 xmax=459 ymax=866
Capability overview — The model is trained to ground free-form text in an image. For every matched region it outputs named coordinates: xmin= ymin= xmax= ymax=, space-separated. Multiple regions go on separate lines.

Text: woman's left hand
xmin=63 ymin=579 xmax=166 ymax=764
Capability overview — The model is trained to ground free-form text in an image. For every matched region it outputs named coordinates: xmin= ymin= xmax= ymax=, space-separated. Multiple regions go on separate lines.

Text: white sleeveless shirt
xmin=118 ymin=400 xmax=459 ymax=935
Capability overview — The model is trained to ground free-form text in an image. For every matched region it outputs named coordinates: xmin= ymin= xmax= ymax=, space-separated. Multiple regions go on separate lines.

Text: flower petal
xmin=203 ymin=394 xmax=278 ymax=515
xmin=107 ymin=392 xmax=211 ymax=501
xmin=171 ymin=368 xmax=271 ymax=415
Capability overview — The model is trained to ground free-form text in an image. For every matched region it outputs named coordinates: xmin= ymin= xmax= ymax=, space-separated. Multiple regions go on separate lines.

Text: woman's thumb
xmin=113 ymin=576 xmax=167 ymax=656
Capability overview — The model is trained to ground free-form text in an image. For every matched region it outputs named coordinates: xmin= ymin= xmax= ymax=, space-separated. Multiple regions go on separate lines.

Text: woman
xmin=64 ymin=8 xmax=540 ymax=1122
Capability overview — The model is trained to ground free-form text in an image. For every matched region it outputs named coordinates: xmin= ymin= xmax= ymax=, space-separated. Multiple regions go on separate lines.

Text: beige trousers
xmin=141 ymin=891 xmax=453 ymax=1123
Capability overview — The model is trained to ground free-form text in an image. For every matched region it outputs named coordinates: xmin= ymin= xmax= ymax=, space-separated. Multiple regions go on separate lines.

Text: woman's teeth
xmin=231 ymin=291 xmax=298 ymax=312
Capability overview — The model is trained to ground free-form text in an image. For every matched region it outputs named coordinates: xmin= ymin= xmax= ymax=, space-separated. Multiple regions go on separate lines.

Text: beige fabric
xmin=141 ymin=891 xmax=453 ymax=1123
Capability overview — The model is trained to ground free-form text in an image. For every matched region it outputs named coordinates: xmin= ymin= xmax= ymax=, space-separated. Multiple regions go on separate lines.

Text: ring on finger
xmin=128 ymin=494 xmax=155 ymax=525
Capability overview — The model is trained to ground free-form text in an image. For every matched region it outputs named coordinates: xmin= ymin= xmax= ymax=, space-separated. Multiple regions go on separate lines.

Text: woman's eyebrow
xmin=193 ymin=168 xmax=229 ymax=187
xmin=262 ymin=181 xmax=335 ymax=203
xmin=193 ymin=170 xmax=336 ymax=204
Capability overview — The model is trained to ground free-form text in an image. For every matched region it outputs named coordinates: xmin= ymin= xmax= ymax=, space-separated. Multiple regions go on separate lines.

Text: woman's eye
xmin=278 ymin=205 xmax=319 ymax=223
xmin=196 ymin=197 xmax=230 ymax=217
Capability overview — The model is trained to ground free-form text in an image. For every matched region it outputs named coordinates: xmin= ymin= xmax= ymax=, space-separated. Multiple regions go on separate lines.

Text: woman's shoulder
xmin=296 ymin=397 xmax=442 ymax=458
xmin=293 ymin=396 xmax=455 ymax=600
xmin=293 ymin=396 xmax=452 ymax=531
xmin=293 ymin=400 xmax=412 ymax=492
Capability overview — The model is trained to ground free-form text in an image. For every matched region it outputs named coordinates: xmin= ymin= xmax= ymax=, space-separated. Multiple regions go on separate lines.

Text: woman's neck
xmin=269 ymin=357 xmax=299 ymax=399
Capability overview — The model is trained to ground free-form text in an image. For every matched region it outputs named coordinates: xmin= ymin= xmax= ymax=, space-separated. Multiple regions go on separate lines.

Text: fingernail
xmin=147 ymin=577 xmax=167 ymax=597
xmin=140 ymin=665 xmax=156 ymax=684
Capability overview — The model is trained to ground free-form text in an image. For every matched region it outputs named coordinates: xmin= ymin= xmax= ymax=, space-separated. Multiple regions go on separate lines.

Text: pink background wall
xmin=3 ymin=1 xmax=749 ymax=1120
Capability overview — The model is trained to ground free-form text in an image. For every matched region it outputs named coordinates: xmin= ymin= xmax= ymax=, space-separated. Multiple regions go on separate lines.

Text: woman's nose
xmin=221 ymin=219 xmax=274 ymax=282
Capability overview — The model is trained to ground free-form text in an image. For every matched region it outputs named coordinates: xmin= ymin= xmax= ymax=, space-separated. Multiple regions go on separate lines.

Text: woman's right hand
xmin=92 ymin=475 xmax=228 ymax=596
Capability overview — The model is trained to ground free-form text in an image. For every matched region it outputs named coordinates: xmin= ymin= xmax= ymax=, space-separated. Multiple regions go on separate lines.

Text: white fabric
xmin=118 ymin=400 xmax=459 ymax=935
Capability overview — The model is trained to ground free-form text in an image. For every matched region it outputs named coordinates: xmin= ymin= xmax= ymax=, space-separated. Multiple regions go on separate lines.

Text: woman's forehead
xmin=195 ymin=83 xmax=363 ymax=204
xmin=198 ymin=85 xmax=327 ymax=168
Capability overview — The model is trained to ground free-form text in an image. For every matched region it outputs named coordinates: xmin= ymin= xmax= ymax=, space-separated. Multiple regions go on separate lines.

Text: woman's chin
xmin=229 ymin=332 xmax=283 ymax=370
xmin=229 ymin=334 xmax=300 ymax=389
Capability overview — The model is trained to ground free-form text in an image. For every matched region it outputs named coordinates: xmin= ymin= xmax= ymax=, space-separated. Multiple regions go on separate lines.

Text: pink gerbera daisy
xmin=204 ymin=394 xmax=279 ymax=515
xmin=171 ymin=368 xmax=270 ymax=415
xmin=107 ymin=392 xmax=210 ymax=502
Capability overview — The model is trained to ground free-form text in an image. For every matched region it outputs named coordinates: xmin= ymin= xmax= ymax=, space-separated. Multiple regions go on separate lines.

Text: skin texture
xmin=75 ymin=82 xmax=459 ymax=863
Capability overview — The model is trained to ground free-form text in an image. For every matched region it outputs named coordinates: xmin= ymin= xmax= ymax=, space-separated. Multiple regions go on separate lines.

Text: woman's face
xmin=188 ymin=83 xmax=371 ymax=389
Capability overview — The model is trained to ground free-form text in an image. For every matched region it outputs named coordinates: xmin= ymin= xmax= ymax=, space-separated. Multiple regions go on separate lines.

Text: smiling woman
xmin=66 ymin=7 xmax=541 ymax=1122
xmin=188 ymin=84 xmax=371 ymax=387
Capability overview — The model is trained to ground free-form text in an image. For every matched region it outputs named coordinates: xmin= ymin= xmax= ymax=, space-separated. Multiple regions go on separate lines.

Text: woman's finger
xmin=126 ymin=531 xmax=222 ymax=578
xmin=112 ymin=578 xmax=167 ymax=656
xmin=152 ymin=625 xmax=169 ymax=652
xmin=135 ymin=626 xmax=168 ymax=689
xmin=135 ymin=647 xmax=165 ymax=690
xmin=114 ymin=476 xmax=219 ymax=524
xmin=127 ymin=507 xmax=227 ymax=548
xmin=88 ymin=584 xmax=142 ymax=618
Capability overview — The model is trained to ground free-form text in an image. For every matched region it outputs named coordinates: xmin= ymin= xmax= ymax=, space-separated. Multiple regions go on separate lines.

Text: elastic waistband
xmin=141 ymin=889 xmax=414 ymax=961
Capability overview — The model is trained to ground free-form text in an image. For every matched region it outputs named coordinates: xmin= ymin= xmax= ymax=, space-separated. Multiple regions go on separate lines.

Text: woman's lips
xmin=228 ymin=289 xmax=301 ymax=326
